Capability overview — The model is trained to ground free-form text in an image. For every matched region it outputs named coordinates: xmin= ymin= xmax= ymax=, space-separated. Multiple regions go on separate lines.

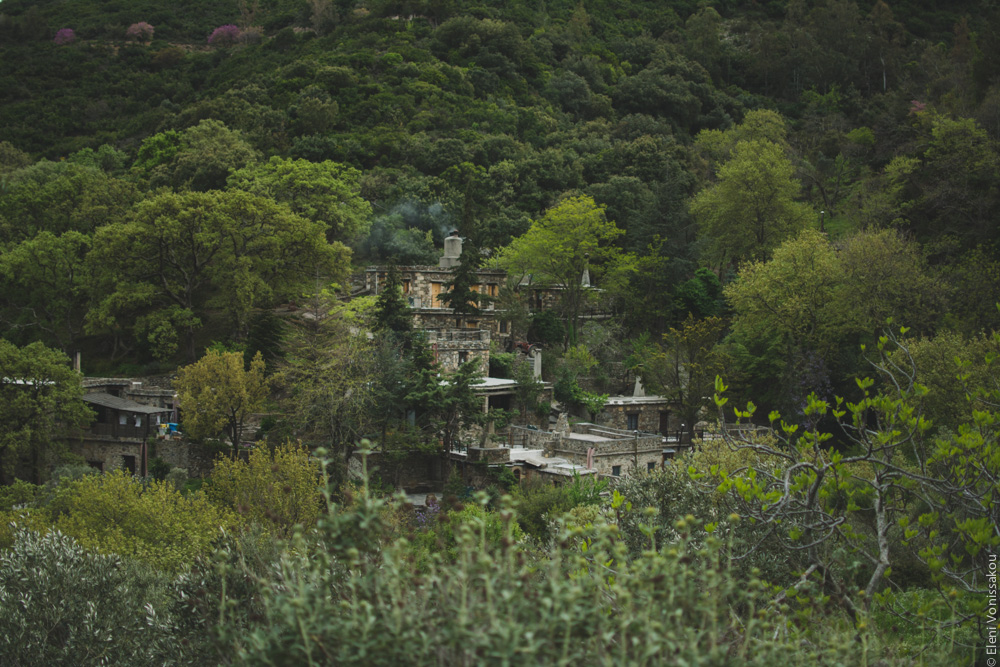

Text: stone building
xmin=70 ymin=378 xmax=216 ymax=477
xmin=363 ymin=232 xmax=508 ymax=353
xmin=508 ymin=419 xmax=669 ymax=478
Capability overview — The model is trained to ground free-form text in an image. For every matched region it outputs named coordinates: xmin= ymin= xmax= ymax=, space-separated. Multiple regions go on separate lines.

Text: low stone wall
xmin=468 ymin=447 xmax=510 ymax=464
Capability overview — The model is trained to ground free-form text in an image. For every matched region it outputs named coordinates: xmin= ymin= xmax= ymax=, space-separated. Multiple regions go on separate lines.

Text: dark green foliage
xmin=147 ymin=457 xmax=171 ymax=482
xmin=372 ymin=264 xmax=413 ymax=336
xmin=244 ymin=310 xmax=286 ymax=372
xmin=527 ymin=310 xmax=564 ymax=347
xmin=439 ymin=243 xmax=482 ymax=324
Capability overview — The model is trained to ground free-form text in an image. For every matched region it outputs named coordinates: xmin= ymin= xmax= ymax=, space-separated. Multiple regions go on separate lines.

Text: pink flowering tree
xmin=53 ymin=28 xmax=76 ymax=45
xmin=207 ymin=24 xmax=241 ymax=46
xmin=126 ymin=22 xmax=155 ymax=42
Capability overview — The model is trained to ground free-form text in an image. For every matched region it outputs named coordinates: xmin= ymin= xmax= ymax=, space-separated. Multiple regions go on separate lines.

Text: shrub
xmin=148 ymin=456 xmax=171 ymax=481
xmin=207 ymin=24 xmax=241 ymax=46
xmin=217 ymin=487 xmax=954 ymax=665
xmin=53 ymin=28 xmax=75 ymax=45
xmin=205 ymin=440 xmax=322 ymax=536
xmin=50 ymin=470 xmax=233 ymax=572
xmin=0 ymin=529 xmax=174 ymax=666
xmin=125 ymin=22 xmax=154 ymax=41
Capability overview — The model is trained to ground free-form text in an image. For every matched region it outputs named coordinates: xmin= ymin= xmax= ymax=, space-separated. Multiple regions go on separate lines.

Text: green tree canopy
xmin=132 ymin=120 xmax=261 ymax=192
xmin=174 ymin=349 xmax=270 ymax=446
xmin=691 ymin=139 xmax=812 ymax=268
xmin=228 ymin=156 xmax=372 ymax=245
xmin=88 ymin=189 xmax=349 ymax=359
xmin=0 ymin=231 xmax=91 ymax=352
xmin=500 ymin=195 xmax=624 ymax=348
xmin=0 ymin=340 xmax=92 ymax=483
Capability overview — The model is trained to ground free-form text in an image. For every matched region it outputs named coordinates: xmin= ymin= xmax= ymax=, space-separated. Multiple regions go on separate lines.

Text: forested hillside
xmin=1 ymin=0 xmax=999 ymax=663
xmin=2 ymin=0 xmax=999 ymax=402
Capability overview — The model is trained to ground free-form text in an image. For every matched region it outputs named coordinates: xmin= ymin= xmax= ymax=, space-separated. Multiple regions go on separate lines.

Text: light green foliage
xmin=692 ymin=138 xmax=812 ymax=267
xmin=580 ymin=389 xmax=609 ymax=421
xmin=214 ymin=459 xmax=948 ymax=665
xmin=0 ymin=478 xmax=40 ymax=511
xmin=50 ymin=470 xmax=232 ymax=572
xmin=897 ymin=331 xmax=998 ymax=432
xmin=905 ymin=328 xmax=1000 ymax=593
xmin=228 ymin=156 xmax=372 ymax=245
xmin=414 ymin=500 xmax=525 ymax=562
xmin=512 ymin=473 xmax=606 ymax=542
xmin=839 ymin=228 xmax=946 ymax=335
xmin=280 ymin=296 xmax=379 ymax=467
xmin=725 ymin=229 xmax=857 ymax=355
xmin=175 ymin=349 xmax=269 ymax=446
xmin=694 ymin=108 xmax=790 ymax=165
xmin=0 ymin=340 xmax=92 ymax=483
xmin=710 ymin=327 xmax=1000 ymax=641
xmin=500 ymin=195 xmax=624 ymax=347
xmin=0 ymin=529 xmax=175 ymax=666
xmin=206 ymin=440 xmax=322 ymax=536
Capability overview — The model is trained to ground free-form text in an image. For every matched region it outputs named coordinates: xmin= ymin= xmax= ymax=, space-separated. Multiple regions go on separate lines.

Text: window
xmin=499 ymin=320 xmax=508 ymax=334
xmin=612 ymin=465 xmax=621 ymax=476
xmin=402 ymin=279 xmax=411 ymax=294
xmin=647 ymin=461 xmax=656 ymax=472
xmin=122 ymin=455 xmax=136 ymax=475
xmin=458 ymin=351 xmax=468 ymax=365
xmin=627 ymin=413 xmax=639 ymax=431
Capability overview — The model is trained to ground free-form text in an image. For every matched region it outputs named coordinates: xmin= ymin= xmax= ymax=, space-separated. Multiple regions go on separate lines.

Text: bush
xmin=205 ymin=440 xmax=322 ymax=536
xmin=148 ymin=456 xmax=171 ymax=481
xmin=50 ymin=470 xmax=232 ymax=572
xmin=0 ymin=529 xmax=174 ymax=666
xmin=207 ymin=24 xmax=241 ymax=46
xmin=125 ymin=22 xmax=154 ymax=41
xmin=53 ymin=28 xmax=75 ymax=45
xmin=215 ymin=488 xmax=953 ymax=665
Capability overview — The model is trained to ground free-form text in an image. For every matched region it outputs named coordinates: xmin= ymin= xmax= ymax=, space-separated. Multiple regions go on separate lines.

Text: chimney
xmin=439 ymin=230 xmax=462 ymax=268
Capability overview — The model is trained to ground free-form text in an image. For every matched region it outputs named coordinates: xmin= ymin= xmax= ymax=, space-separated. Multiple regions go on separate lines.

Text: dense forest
xmin=1 ymin=0 xmax=998 ymax=664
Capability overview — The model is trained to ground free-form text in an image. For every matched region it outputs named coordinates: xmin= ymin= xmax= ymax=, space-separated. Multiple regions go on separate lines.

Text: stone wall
xmin=601 ymin=402 xmax=674 ymax=434
xmin=71 ymin=437 xmax=144 ymax=474
xmin=545 ymin=433 xmax=664 ymax=477
xmin=424 ymin=328 xmax=490 ymax=373
xmin=70 ymin=435 xmax=217 ymax=478
xmin=468 ymin=446 xmax=510 ymax=464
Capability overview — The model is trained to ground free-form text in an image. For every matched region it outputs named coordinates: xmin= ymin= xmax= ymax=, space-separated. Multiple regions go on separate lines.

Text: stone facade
xmin=71 ymin=434 xmax=217 ymax=478
xmin=467 ymin=446 xmax=510 ymax=464
xmin=508 ymin=423 xmax=667 ymax=478
xmin=365 ymin=265 xmax=506 ymax=334
xmin=424 ymin=328 xmax=490 ymax=374
xmin=600 ymin=397 xmax=676 ymax=434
